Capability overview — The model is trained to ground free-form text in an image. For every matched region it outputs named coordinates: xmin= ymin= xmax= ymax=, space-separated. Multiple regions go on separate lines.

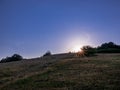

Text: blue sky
xmin=0 ymin=0 xmax=120 ymax=58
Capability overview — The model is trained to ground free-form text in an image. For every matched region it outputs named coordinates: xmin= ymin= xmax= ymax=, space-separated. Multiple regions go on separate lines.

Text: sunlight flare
xmin=71 ymin=45 xmax=82 ymax=52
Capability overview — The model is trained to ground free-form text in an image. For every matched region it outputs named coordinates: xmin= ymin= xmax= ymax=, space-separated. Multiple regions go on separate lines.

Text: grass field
xmin=0 ymin=53 xmax=120 ymax=90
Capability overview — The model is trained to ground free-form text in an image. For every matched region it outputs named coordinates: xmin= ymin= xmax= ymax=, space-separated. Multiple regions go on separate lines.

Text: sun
xmin=72 ymin=45 xmax=82 ymax=52
xmin=65 ymin=34 xmax=93 ymax=53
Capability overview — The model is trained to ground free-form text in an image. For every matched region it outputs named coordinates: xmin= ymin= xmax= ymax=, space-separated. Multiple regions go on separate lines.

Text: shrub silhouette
xmin=0 ymin=54 xmax=23 ymax=63
xmin=97 ymin=42 xmax=120 ymax=53
xmin=43 ymin=51 xmax=51 ymax=57
xmin=98 ymin=42 xmax=117 ymax=49
xmin=11 ymin=54 xmax=23 ymax=61
xmin=81 ymin=46 xmax=96 ymax=56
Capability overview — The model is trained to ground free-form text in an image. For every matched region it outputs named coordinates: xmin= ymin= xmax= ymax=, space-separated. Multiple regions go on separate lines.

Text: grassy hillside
xmin=0 ymin=54 xmax=120 ymax=90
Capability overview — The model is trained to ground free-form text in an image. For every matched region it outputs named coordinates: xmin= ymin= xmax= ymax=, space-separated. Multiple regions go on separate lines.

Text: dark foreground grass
xmin=0 ymin=54 xmax=120 ymax=90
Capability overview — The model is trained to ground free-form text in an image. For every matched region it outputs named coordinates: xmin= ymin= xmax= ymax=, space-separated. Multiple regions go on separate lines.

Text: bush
xmin=98 ymin=42 xmax=120 ymax=49
xmin=97 ymin=48 xmax=120 ymax=53
xmin=0 ymin=54 xmax=23 ymax=63
xmin=43 ymin=51 xmax=51 ymax=57
xmin=97 ymin=42 xmax=120 ymax=53
xmin=81 ymin=46 xmax=96 ymax=56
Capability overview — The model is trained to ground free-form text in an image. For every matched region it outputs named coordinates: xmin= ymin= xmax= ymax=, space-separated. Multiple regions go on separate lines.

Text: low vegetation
xmin=81 ymin=45 xmax=96 ymax=56
xmin=0 ymin=54 xmax=23 ymax=63
xmin=0 ymin=53 xmax=120 ymax=90
xmin=97 ymin=42 xmax=120 ymax=53
xmin=43 ymin=51 xmax=52 ymax=57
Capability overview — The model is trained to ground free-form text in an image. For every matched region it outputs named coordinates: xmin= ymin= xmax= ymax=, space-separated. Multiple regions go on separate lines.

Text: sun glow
xmin=71 ymin=45 xmax=82 ymax=52
xmin=64 ymin=32 xmax=95 ymax=53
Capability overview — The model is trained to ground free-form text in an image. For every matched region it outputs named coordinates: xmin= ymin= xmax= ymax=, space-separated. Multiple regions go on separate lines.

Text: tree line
xmin=97 ymin=42 xmax=120 ymax=53
xmin=80 ymin=42 xmax=120 ymax=56
xmin=0 ymin=42 xmax=120 ymax=63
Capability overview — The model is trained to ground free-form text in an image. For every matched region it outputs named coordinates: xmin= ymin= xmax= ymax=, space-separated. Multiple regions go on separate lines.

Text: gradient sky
xmin=0 ymin=0 xmax=120 ymax=59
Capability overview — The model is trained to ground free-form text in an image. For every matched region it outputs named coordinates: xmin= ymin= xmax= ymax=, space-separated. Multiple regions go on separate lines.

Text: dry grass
xmin=0 ymin=53 xmax=120 ymax=90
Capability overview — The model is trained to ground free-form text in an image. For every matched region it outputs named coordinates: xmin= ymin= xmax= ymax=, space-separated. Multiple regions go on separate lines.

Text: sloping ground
xmin=0 ymin=54 xmax=120 ymax=90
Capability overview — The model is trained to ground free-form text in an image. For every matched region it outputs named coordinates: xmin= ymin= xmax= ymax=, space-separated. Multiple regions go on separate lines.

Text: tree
xmin=81 ymin=46 xmax=96 ymax=56
xmin=0 ymin=54 xmax=23 ymax=63
xmin=97 ymin=42 xmax=120 ymax=53
xmin=11 ymin=54 xmax=23 ymax=61
xmin=99 ymin=42 xmax=117 ymax=49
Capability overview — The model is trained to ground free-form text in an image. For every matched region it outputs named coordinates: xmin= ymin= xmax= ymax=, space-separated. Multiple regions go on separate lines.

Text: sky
xmin=0 ymin=0 xmax=120 ymax=59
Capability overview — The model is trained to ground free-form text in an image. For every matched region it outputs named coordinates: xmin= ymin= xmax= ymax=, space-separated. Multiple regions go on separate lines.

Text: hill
xmin=0 ymin=53 xmax=120 ymax=90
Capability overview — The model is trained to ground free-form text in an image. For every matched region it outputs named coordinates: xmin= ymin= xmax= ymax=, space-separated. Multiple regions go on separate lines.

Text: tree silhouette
xmin=99 ymin=42 xmax=117 ymax=49
xmin=0 ymin=54 xmax=23 ymax=63
xmin=97 ymin=42 xmax=120 ymax=53
xmin=81 ymin=46 xmax=96 ymax=56
xmin=43 ymin=51 xmax=51 ymax=57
